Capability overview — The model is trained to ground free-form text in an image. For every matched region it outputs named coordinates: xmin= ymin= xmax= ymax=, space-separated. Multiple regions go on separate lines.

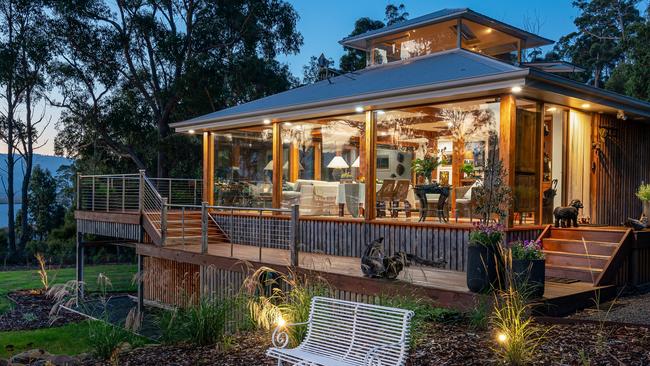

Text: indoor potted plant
xmin=636 ymin=183 xmax=650 ymax=218
xmin=466 ymin=223 xmax=504 ymax=293
xmin=508 ymin=239 xmax=545 ymax=298
xmin=411 ymin=155 xmax=441 ymax=184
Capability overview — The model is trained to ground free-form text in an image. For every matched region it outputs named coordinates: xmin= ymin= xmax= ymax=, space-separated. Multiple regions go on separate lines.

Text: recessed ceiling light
xmin=511 ymin=86 xmax=522 ymax=93
xmin=263 ymin=119 xmax=271 ymax=125
xmin=188 ymin=129 xmax=195 ymax=134
xmin=485 ymin=28 xmax=493 ymax=34
xmin=283 ymin=122 xmax=292 ymax=126
xmin=546 ymin=107 xmax=557 ymax=112
xmin=376 ymin=110 xmax=385 ymax=115
xmin=581 ymin=103 xmax=591 ymax=109
xmin=355 ymin=106 xmax=364 ymax=113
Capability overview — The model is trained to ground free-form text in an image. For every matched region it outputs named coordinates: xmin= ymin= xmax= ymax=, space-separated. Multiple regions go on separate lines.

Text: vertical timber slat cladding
xmin=592 ymin=114 xmax=650 ymax=225
xmin=143 ymin=257 xmax=199 ymax=307
xmin=77 ymin=219 xmax=140 ymax=241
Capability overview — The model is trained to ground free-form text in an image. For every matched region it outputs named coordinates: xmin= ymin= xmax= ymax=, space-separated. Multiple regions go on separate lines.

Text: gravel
xmin=570 ymin=290 xmax=650 ymax=325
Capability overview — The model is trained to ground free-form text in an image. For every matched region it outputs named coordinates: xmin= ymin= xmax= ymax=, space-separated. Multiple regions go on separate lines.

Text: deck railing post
xmin=201 ymin=202 xmax=208 ymax=254
xmin=230 ymin=208 xmax=234 ymax=257
xmin=91 ymin=176 xmax=96 ymax=211
xmin=138 ymin=170 xmax=145 ymax=213
xmin=106 ymin=177 xmax=110 ymax=212
xmin=290 ymin=205 xmax=300 ymax=267
xmin=76 ymin=174 xmax=81 ymax=210
xmin=258 ymin=210 xmax=263 ymax=262
xmin=121 ymin=176 xmax=126 ymax=212
xmin=161 ymin=198 xmax=168 ymax=246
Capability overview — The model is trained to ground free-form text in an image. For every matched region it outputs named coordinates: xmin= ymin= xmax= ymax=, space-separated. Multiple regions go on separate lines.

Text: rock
xmin=48 ymin=355 xmax=80 ymax=366
xmin=116 ymin=342 xmax=132 ymax=354
xmin=10 ymin=349 xmax=51 ymax=364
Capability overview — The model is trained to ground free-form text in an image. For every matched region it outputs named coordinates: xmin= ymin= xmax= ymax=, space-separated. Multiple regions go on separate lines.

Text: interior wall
xmin=566 ymin=110 xmax=592 ymax=221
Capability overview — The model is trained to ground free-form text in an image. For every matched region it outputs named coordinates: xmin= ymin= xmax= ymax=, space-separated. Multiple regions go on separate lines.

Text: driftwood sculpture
xmin=361 ymin=238 xmax=447 ymax=280
xmin=625 ymin=214 xmax=648 ymax=231
xmin=553 ymin=199 xmax=583 ymax=228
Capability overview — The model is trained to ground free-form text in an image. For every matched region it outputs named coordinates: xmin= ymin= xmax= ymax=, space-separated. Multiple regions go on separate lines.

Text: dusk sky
xmin=23 ymin=1 xmax=650 ymax=155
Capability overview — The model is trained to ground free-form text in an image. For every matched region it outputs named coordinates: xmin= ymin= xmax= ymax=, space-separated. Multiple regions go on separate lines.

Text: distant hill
xmin=0 ymin=154 xmax=73 ymax=203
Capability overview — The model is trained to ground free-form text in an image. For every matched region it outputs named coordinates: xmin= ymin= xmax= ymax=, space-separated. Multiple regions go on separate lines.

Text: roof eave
xmin=171 ymin=69 xmax=530 ymax=132
xmin=525 ymin=70 xmax=650 ymax=118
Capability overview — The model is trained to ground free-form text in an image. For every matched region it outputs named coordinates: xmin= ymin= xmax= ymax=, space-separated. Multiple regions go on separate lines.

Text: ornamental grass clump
xmin=243 ymin=266 xmax=329 ymax=346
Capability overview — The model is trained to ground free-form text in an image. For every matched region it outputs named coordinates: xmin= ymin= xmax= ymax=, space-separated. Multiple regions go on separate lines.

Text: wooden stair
xmin=538 ymin=226 xmax=632 ymax=285
xmin=144 ymin=210 xmax=230 ymax=246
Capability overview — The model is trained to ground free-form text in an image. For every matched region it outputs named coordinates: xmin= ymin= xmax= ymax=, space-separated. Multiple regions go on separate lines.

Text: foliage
xmin=473 ymin=134 xmax=512 ymax=224
xmin=302 ymin=54 xmax=335 ymax=84
xmin=28 ymin=166 xmax=64 ymax=241
xmin=461 ymin=162 xmax=475 ymax=176
xmin=491 ymin=284 xmax=545 ymax=365
xmin=35 ymin=253 xmax=50 ymax=291
xmin=635 ymin=183 xmax=650 ymax=201
xmin=509 ymin=240 xmax=545 ymax=261
xmin=411 ymin=155 xmax=441 ymax=180
xmin=243 ymin=266 xmax=329 ymax=346
xmin=158 ymin=296 xmax=243 ymax=346
xmin=606 ymin=15 xmax=650 ymax=102
xmin=467 ymin=299 xmax=490 ymax=330
xmin=553 ymin=0 xmax=642 ymax=87
xmin=339 ymin=4 xmax=408 ymax=72
xmin=87 ymin=319 xmax=146 ymax=360
xmin=469 ymin=223 xmax=504 ymax=249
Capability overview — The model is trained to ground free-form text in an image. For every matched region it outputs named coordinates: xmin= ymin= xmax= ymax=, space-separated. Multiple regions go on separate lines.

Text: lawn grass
xmin=0 ymin=264 xmax=137 ymax=314
xmin=0 ymin=322 xmax=94 ymax=358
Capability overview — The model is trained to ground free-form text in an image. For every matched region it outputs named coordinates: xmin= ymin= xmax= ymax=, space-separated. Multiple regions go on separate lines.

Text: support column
xmin=76 ymin=232 xmax=84 ymax=304
xmin=451 ymin=138 xmax=464 ymax=221
xmin=272 ymin=122 xmax=283 ymax=209
xmin=364 ymin=111 xmax=377 ymax=221
xmin=202 ymin=132 xmax=215 ymax=205
xmin=137 ymin=254 xmax=144 ymax=314
xmin=500 ymin=94 xmax=517 ymax=227
xmin=290 ymin=141 xmax=300 ymax=182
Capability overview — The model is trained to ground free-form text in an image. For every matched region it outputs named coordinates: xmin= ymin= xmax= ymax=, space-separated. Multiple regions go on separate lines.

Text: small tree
xmin=473 ymin=134 xmax=512 ymax=224
xmin=28 ymin=166 xmax=64 ymax=241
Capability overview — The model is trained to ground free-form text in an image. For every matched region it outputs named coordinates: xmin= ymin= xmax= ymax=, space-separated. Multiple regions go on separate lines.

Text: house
xmin=75 ymin=8 xmax=650 ymax=315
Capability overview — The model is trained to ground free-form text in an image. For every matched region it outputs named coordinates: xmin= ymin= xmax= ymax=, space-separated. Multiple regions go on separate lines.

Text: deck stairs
xmin=538 ymin=226 xmax=633 ymax=286
xmin=146 ymin=210 xmax=230 ymax=247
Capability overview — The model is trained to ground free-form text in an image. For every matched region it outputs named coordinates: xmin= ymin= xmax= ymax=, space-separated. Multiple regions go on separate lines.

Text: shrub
xmin=35 ymin=253 xmax=50 ymax=291
xmin=467 ymin=299 xmax=490 ymax=330
xmin=509 ymin=240 xmax=545 ymax=260
xmin=636 ymin=183 xmax=650 ymax=202
xmin=87 ymin=320 xmax=145 ymax=360
xmin=469 ymin=223 xmax=504 ymax=248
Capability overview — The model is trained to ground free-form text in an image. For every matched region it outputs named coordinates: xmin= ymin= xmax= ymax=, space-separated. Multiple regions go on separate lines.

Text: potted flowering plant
xmin=636 ymin=183 xmax=650 ymax=218
xmin=508 ymin=240 xmax=545 ymax=298
xmin=466 ymin=223 xmax=504 ymax=293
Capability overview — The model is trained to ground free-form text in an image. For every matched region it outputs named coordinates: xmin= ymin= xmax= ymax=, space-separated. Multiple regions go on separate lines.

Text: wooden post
xmin=272 ymin=122 xmax=283 ymax=209
xmin=451 ymin=138 xmax=464 ymax=221
xmin=76 ymin=174 xmax=81 ymax=210
xmin=535 ymin=102 xmax=544 ymax=225
xmin=290 ymin=141 xmax=300 ymax=182
xmin=202 ymin=132 xmax=215 ymax=205
xmin=290 ymin=204 xmax=300 ymax=267
xmin=500 ymin=94 xmax=517 ymax=227
xmin=161 ymin=197 xmax=168 ymax=245
xmin=137 ymin=254 xmax=144 ymax=314
xmin=76 ymin=232 xmax=84 ymax=304
xmin=314 ymin=141 xmax=322 ymax=180
xmin=201 ymin=201 xmax=208 ymax=254
xmin=364 ymin=111 xmax=377 ymax=221
xmin=138 ymin=170 xmax=145 ymax=213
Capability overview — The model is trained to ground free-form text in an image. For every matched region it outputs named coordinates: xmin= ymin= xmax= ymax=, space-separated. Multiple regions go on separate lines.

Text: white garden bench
xmin=266 ymin=296 xmax=414 ymax=366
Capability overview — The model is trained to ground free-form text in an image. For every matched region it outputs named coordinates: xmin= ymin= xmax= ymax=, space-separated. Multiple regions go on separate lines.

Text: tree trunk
xmin=18 ymin=87 xmax=34 ymax=253
xmin=5 ymin=91 xmax=16 ymax=257
xmin=156 ymin=117 xmax=170 ymax=178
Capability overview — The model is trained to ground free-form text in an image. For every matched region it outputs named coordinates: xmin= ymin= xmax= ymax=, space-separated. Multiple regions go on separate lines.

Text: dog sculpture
xmin=553 ymin=199 xmax=584 ymax=228
xmin=361 ymin=238 xmax=447 ymax=279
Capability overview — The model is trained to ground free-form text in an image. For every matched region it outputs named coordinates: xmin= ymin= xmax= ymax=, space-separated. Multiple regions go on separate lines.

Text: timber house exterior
xmin=75 ymin=8 xmax=650 ymax=314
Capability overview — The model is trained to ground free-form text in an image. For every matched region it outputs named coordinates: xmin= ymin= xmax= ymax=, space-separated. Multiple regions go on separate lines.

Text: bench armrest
xmin=271 ymin=322 xmax=309 ymax=349
xmin=364 ymin=341 xmax=407 ymax=365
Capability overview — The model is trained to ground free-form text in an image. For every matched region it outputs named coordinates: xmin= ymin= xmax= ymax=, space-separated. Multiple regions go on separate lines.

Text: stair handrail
xmin=139 ymin=170 xmax=168 ymax=245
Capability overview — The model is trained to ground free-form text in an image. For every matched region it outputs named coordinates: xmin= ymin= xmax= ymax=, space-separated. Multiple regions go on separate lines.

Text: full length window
xmin=213 ymin=127 xmax=273 ymax=207
xmin=374 ymin=99 xmax=500 ymax=222
xmin=281 ymin=115 xmax=365 ymax=216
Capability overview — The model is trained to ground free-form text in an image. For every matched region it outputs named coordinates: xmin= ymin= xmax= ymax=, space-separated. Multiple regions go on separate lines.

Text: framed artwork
xmin=377 ymin=155 xmax=390 ymax=170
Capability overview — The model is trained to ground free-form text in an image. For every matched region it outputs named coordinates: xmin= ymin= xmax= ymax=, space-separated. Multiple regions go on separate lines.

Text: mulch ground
xmin=0 ymin=290 xmax=84 ymax=331
xmin=82 ymin=331 xmax=275 ymax=366
xmin=410 ymin=321 xmax=650 ymax=365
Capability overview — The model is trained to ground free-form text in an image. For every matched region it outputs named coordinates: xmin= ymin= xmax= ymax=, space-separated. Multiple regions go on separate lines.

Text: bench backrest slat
xmin=299 ymin=296 xmax=414 ymax=366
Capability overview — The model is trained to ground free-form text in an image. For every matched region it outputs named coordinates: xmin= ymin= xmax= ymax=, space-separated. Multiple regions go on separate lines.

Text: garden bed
xmin=410 ymin=321 xmax=650 ymax=365
xmin=0 ymin=290 xmax=84 ymax=331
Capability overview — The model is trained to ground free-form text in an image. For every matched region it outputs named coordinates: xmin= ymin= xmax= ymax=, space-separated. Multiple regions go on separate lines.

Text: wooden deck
xmin=136 ymin=241 xmax=615 ymax=316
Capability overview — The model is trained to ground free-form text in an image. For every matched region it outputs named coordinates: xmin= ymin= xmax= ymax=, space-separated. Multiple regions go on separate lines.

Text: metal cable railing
xmin=77 ymin=174 xmax=141 ymax=212
xmin=149 ymin=178 xmax=202 ymax=206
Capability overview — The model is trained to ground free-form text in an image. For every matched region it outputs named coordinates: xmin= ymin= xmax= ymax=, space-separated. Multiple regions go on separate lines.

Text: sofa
xmin=282 ymin=179 xmax=340 ymax=215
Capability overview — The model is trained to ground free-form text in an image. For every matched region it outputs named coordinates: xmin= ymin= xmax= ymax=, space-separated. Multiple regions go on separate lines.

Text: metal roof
xmin=173 ymin=49 xmax=522 ymax=129
xmin=339 ymin=8 xmax=554 ymax=51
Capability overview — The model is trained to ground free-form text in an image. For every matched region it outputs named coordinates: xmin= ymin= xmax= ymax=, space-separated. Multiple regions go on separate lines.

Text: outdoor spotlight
xmin=355 ymin=106 xmax=364 ymax=113
xmin=188 ymin=129 xmax=195 ymax=134
xmin=263 ymin=119 xmax=271 ymax=125
xmin=511 ymin=86 xmax=522 ymax=93
xmin=581 ymin=103 xmax=591 ymax=109
xmin=497 ymin=333 xmax=508 ymax=344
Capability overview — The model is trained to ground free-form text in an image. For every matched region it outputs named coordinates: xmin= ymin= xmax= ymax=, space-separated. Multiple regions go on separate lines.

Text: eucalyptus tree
xmin=50 ymin=0 xmax=303 ymax=177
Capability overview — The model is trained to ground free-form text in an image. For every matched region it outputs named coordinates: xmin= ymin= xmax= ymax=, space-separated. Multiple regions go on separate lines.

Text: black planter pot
xmin=511 ymin=259 xmax=545 ymax=298
xmin=466 ymin=245 xmax=500 ymax=293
